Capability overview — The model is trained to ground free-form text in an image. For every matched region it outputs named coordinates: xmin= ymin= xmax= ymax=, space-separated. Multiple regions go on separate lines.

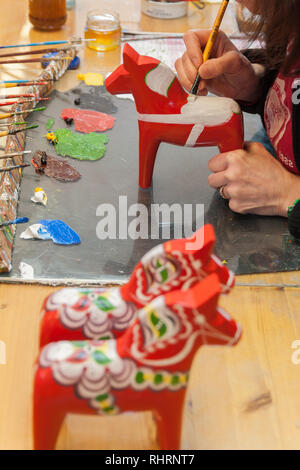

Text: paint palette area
xmin=1 ymin=82 xmax=300 ymax=283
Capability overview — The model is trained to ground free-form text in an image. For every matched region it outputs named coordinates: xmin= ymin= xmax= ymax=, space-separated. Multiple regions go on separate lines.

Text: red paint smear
xmin=61 ymin=108 xmax=115 ymax=133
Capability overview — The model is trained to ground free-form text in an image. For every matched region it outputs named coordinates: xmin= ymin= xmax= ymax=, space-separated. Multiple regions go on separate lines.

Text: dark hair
xmin=246 ymin=0 xmax=300 ymax=75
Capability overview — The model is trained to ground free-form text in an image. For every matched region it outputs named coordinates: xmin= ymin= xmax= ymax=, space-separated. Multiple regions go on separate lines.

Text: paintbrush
xmin=0 ymin=124 xmax=38 ymax=137
xmin=0 ymin=46 xmax=76 ymax=59
xmin=0 ymin=98 xmax=49 ymax=107
xmin=0 ymin=37 xmax=95 ymax=50
xmin=0 ymin=217 xmax=29 ymax=228
xmin=190 ymin=0 xmax=230 ymax=95
xmin=0 ymin=163 xmax=30 ymax=173
xmin=0 ymin=150 xmax=31 ymax=159
xmin=0 ymin=106 xmax=46 ymax=120
xmin=0 ymin=122 xmax=27 ymax=129
xmin=0 ymin=79 xmax=54 ymax=84
xmin=0 ymin=93 xmax=43 ymax=99
xmin=0 ymin=82 xmax=52 ymax=89
xmin=0 ymin=56 xmax=73 ymax=66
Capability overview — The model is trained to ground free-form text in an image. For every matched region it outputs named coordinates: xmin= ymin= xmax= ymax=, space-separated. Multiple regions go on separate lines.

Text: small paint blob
xmin=20 ymin=220 xmax=81 ymax=245
xmin=19 ymin=262 xmax=34 ymax=280
xmin=32 ymin=151 xmax=81 ymax=182
xmin=46 ymin=132 xmax=58 ymax=144
xmin=61 ymin=108 xmax=115 ymax=133
xmin=77 ymin=72 xmax=104 ymax=86
xmin=54 ymin=129 xmax=108 ymax=161
xmin=46 ymin=118 xmax=55 ymax=131
xmin=74 ymin=98 xmax=81 ymax=106
xmin=64 ymin=117 xmax=74 ymax=125
xmin=31 ymin=187 xmax=47 ymax=206
xmin=68 ymin=56 xmax=80 ymax=70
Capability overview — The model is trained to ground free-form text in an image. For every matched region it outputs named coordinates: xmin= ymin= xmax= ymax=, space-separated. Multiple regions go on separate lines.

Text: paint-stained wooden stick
xmin=0 ymin=217 xmax=29 ymax=228
xmin=0 ymin=79 xmax=54 ymax=84
xmin=0 ymin=82 xmax=52 ymax=89
xmin=0 ymin=106 xmax=45 ymax=120
xmin=0 ymin=163 xmax=30 ymax=173
xmin=0 ymin=124 xmax=38 ymax=137
xmin=0 ymin=37 xmax=94 ymax=49
xmin=0 ymin=93 xmax=40 ymax=99
xmin=0 ymin=98 xmax=49 ymax=107
xmin=0 ymin=56 xmax=72 ymax=65
xmin=0 ymin=122 xmax=27 ymax=128
xmin=0 ymin=150 xmax=31 ymax=159
xmin=0 ymin=46 xmax=72 ymax=59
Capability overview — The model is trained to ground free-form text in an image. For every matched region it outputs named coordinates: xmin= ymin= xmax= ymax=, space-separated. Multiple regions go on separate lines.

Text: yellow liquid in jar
xmin=85 ymin=13 xmax=121 ymax=52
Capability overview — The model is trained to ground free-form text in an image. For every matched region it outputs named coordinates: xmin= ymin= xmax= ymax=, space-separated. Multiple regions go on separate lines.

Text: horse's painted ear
xmin=123 ymin=43 xmax=140 ymax=69
xmin=164 ymin=224 xmax=216 ymax=256
xmin=165 ymin=273 xmax=221 ymax=311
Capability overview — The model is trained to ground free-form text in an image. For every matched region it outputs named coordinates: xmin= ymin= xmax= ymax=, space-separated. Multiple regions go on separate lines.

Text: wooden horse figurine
xmin=33 ymin=273 xmax=241 ymax=450
xmin=39 ymin=225 xmax=235 ymax=347
xmin=105 ymin=43 xmax=244 ymax=189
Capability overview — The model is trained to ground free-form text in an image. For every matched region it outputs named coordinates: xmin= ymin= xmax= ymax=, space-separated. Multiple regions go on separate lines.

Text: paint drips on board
xmin=53 ymin=129 xmax=108 ymax=161
xmin=32 ymin=151 xmax=81 ymax=182
xmin=20 ymin=219 xmax=81 ymax=245
xmin=31 ymin=187 xmax=47 ymax=206
xmin=55 ymin=83 xmax=118 ymax=114
xmin=46 ymin=118 xmax=55 ymax=131
xmin=61 ymin=108 xmax=115 ymax=133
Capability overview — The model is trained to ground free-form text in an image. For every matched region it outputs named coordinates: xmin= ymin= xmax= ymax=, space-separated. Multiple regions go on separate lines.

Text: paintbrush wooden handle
xmin=0 ymin=130 xmax=8 ymax=137
xmin=202 ymin=0 xmax=230 ymax=63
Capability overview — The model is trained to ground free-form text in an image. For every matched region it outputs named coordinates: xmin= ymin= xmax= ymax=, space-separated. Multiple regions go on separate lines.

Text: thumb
xmin=199 ymin=51 xmax=243 ymax=80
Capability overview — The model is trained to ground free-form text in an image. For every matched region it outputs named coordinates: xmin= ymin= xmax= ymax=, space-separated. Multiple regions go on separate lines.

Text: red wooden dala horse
xmin=33 ymin=273 xmax=241 ymax=450
xmin=105 ymin=43 xmax=244 ymax=189
xmin=39 ymin=225 xmax=235 ymax=347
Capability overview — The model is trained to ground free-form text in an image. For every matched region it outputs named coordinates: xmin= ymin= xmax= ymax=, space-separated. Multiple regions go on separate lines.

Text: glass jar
xmin=29 ymin=0 xmax=67 ymax=31
xmin=84 ymin=9 xmax=121 ymax=52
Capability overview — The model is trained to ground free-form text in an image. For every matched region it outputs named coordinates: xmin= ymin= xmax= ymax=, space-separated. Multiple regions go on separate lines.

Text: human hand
xmin=208 ymin=142 xmax=300 ymax=217
xmin=175 ymin=29 xmax=264 ymax=102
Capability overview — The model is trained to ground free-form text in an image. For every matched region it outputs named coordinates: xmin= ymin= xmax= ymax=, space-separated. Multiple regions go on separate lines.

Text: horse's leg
xmin=33 ymin=370 xmax=67 ymax=450
xmin=138 ymin=121 xmax=161 ymax=189
xmin=153 ymin=390 xmax=186 ymax=450
xmin=218 ymin=113 xmax=244 ymax=153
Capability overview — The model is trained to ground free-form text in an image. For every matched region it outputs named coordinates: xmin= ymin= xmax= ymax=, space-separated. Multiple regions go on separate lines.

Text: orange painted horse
xmin=105 ymin=43 xmax=244 ymax=189
xmin=39 ymin=225 xmax=234 ymax=347
xmin=33 ymin=273 xmax=241 ymax=450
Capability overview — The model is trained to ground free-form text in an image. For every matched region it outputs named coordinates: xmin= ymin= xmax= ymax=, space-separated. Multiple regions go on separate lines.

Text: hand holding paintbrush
xmin=190 ymin=0 xmax=230 ymax=95
xmin=175 ymin=5 xmax=262 ymax=102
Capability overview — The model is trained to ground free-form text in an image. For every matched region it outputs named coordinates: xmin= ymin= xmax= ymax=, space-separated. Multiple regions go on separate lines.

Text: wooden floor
xmin=1 ymin=275 xmax=300 ymax=450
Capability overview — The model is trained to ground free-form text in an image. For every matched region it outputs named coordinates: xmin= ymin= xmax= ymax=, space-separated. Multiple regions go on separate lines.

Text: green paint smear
xmin=46 ymin=118 xmax=55 ymax=131
xmin=54 ymin=128 xmax=108 ymax=161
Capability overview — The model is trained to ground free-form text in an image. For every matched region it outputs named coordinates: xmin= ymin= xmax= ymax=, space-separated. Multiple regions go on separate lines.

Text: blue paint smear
xmin=37 ymin=219 xmax=81 ymax=245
